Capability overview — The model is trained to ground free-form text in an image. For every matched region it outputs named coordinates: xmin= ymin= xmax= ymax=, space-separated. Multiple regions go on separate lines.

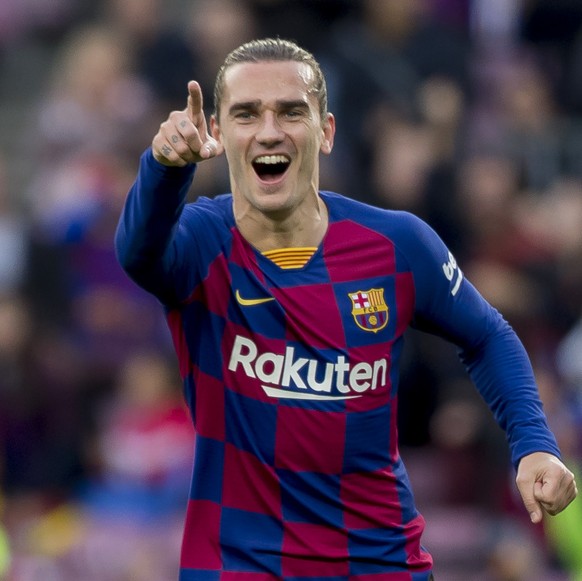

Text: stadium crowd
xmin=0 ymin=0 xmax=581 ymax=579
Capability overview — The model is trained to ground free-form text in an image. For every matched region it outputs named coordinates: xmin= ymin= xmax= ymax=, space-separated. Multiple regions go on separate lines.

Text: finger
xmin=524 ymin=484 xmax=544 ymax=523
xmin=516 ymin=472 xmax=544 ymax=523
xmin=198 ymin=135 xmax=222 ymax=160
xmin=536 ymin=469 xmax=578 ymax=515
xmin=154 ymin=115 xmax=221 ymax=165
xmin=152 ymin=82 xmax=220 ymax=165
xmin=186 ymin=82 xmax=217 ymax=154
xmin=152 ymin=132 xmax=189 ymax=167
xmin=155 ymin=122 xmax=197 ymax=164
xmin=166 ymin=115 xmax=204 ymax=158
xmin=170 ymin=119 xmax=220 ymax=161
xmin=176 ymin=111 xmax=222 ymax=160
xmin=187 ymin=80 xmax=204 ymax=123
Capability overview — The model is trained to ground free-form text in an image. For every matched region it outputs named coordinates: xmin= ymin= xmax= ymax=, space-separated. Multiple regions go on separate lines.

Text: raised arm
xmin=115 ymin=82 xmax=222 ymax=303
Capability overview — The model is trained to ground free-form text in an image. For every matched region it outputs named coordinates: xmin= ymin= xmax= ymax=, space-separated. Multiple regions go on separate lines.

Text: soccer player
xmin=115 ymin=38 xmax=577 ymax=580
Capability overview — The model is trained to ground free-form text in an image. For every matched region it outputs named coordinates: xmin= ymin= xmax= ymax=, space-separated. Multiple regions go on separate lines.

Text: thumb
xmin=198 ymin=113 xmax=223 ymax=160
xmin=199 ymin=136 xmax=222 ymax=160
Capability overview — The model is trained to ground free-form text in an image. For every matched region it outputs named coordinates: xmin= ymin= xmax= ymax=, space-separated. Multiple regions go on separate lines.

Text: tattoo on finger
xmin=171 ymin=135 xmax=180 ymax=144
xmin=180 ymin=120 xmax=188 ymax=128
xmin=161 ymin=144 xmax=172 ymax=157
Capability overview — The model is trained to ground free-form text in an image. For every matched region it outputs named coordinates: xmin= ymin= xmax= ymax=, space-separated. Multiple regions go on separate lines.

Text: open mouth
xmin=252 ymin=155 xmax=291 ymax=182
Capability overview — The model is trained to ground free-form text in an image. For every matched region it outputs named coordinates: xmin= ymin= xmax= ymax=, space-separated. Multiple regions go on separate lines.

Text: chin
xmin=253 ymin=192 xmax=295 ymax=215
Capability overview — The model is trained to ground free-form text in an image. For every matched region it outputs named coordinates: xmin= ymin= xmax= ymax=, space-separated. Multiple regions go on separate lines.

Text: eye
xmin=283 ymin=109 xmax=304 ymax=119
xmin=234 ymin=111 xmax=256 ymax=121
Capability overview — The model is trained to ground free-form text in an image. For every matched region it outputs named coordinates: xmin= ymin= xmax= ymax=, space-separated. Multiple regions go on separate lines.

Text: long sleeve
xmin=398 ymin=212 xmax=561 ymax=468
xmin=115 ymin=148 xmax=197 ymax=303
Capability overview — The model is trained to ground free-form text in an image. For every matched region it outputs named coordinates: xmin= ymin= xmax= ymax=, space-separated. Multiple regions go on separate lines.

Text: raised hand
xmin=152 ymin=81 xmax=222 ymax=167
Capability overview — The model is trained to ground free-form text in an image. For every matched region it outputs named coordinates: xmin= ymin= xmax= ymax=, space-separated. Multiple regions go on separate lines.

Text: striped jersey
xmin=115 ymin=149 xmax=561 ymax=581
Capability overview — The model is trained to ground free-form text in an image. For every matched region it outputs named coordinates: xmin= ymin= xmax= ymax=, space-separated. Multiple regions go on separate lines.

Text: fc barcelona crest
xmin=349 ymin=288 xmax=389 ymax=333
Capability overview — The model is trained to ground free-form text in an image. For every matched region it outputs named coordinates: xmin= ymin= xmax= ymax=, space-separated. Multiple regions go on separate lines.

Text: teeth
xmin=254 ymin=155 xmax=289 ymax=165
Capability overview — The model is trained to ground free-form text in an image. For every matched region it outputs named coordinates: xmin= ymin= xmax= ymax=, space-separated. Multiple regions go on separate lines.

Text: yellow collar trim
xmin=262 ymin=247 xmax=317 ymax=269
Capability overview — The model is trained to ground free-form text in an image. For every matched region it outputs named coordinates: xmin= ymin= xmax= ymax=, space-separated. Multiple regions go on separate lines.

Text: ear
xmin=210 ymin=114 xmax=222 ymax=144
xmin=320 ymin=113 xmax=335 ymax=155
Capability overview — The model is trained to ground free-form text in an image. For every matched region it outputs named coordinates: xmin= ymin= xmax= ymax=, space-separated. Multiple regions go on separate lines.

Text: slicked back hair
xmin=213 ymin=38 xmax=328 ymax=121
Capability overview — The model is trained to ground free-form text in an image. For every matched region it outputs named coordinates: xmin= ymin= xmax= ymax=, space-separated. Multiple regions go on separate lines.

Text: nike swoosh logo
xmin=235 ymin=289 xmax=276 ymax=306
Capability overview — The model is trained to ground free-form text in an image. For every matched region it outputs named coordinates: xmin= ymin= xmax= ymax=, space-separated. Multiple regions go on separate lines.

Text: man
xmin=115 ymin=38 xmax=577 ymax=580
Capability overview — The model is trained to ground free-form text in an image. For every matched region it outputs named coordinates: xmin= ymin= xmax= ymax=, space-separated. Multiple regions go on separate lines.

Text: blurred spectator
xmin=186 ymin=0 xmax=259 ymax=96
xmin=5 ymin=351 xmax=193 ymax=580
xmin=322 ymin=0 xmax=471 ymax=194
xmin=0 ymin=295 xmax=86 ymax=496
xmin=0 ymin=0 xmax=80 ymax=51
xmin=26 ymin=22 xmax=157 ymax=170
xmin=0 ymin=155 xmax=28 ymax=296
xmin=370 ymin=115 xmax=439 ymax=214
xmin=249 ymin=0 xmax=354 ymax=54
xmin=520 ymin=0 xmax=582 ymax=94
xmin=79 ymin=350 xmax=194 ymax=522
xmin=471 ymin=0 xmax=523 ymax=47
xmin=100 ymin=0 xmax=197 ymax=112
xmin=516 ymin=179 xmax=582 ymax=331
xmin=563 ymin=23 xmax=582 ymax=116
xmin=365 ymin=95 xmax=465 ymax=240
xmin=468 ymin=48 xmax=582 ymax=191
xmin=7 ymin=496 xmax=184 ymax=580
xmin=452 ymin=153 xmax=581 ymax=360
xmin=557 ymin=316 xmax=582 ymax=396
xmin=428 ymin=376 xmax=510 ymax=510
xmin=454 ymin=152 xmax=525 ymax=264
xmin=484 ymin=519 xmax=558 ymax=581
xmin=22 ymin=23 xmax=175 ymax=358
xmin=427 ymin=0 xmax=471 ymax=33
xmin=25 ymin=151 xmax=173 ymax=379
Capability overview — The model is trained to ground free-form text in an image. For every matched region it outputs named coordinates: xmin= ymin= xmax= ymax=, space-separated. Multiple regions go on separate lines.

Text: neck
xmin=235 ymin=196 xmax=328 ymax=252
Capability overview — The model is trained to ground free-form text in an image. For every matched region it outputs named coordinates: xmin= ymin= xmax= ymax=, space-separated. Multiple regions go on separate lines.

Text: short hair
xmin=213 ymin=38 xmax=328 ymax=120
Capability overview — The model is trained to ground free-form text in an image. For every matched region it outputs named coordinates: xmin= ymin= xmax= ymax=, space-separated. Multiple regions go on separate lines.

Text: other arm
xmin=401 ymin=213 xmax=578 ymax=522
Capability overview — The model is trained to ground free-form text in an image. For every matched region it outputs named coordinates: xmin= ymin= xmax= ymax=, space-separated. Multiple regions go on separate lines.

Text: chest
xmin=222 ymin=221 xmax=415 ymax=350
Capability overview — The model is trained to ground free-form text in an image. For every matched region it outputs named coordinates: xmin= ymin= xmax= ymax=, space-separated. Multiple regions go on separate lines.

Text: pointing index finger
xmin=187 ymin=80 xmax=204 ymax=122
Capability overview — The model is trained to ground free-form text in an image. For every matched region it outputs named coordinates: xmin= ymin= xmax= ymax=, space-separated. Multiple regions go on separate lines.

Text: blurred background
xmin=0 ymin=0 xmax=581 ymax=579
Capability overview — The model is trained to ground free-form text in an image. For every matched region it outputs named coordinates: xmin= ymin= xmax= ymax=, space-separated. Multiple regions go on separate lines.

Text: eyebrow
xmin=228 ymin=99 xmax=310 ymax=116
xmin=228 ymin=100 xmax=260 ymax=115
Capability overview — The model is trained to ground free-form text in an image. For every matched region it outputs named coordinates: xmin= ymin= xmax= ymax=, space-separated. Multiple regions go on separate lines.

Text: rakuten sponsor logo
xmin=227 ymin=335 xmax=388 ymax=400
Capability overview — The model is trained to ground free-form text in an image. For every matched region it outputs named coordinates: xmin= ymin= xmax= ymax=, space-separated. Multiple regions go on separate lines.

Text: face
xmin=210 ymin=60 xmax=335 ymax=219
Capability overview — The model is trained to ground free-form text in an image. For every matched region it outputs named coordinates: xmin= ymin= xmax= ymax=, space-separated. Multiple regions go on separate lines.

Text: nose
xmin=255 ymin=111 xmax=284 ymax=145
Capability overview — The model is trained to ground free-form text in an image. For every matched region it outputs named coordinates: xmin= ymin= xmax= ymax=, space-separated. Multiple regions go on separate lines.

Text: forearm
xmin=461 ymin=323 xmax=561 ymax=468
xmin=401 ymin=214 xmax=561 ymax=467
xmin=115 ymin=148 xmax=196 ymax=289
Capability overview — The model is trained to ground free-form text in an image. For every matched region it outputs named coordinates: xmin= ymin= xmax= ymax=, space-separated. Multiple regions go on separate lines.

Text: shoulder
xmin=174 ymin=194 xmax=235 ymax=244
xmin=321 ymin=191 xmax=432 ymax=239
xmin=182 ymin=193 xmax=233 ymax=220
